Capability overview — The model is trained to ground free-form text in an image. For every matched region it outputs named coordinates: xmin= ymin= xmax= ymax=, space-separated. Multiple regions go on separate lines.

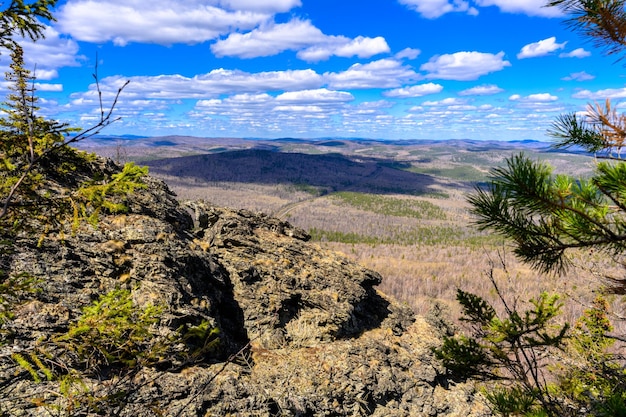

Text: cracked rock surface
xmin=1 ymin=159 xmax=488 ymax=416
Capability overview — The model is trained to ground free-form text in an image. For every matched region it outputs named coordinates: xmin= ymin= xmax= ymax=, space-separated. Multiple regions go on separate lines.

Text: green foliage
xmin=55 ymin=371 xmax=93 ymax=414
xmin=53 ymin=288 xmax=220 ymax=374
xmin=58 ymin=288 xmax=166 ymax=373
xmin=464 ymin=4 xmax=626 ymax=415
xmin=457 ymin=289 xmax=496 ymax=325
xmin=178 ymin=319 xmax=221 ymax=362
xmin=0 ymin=44 xmax=78 ymax=230
xmin=0 ymin=248 xmax=40 ymax=346
xmin=309 ymin=224 xmax=497 ymax=247
xmin=409 ymin=164 xmax=488 ymax=182
xmin=468 ymin=151 xmax=626 ymax=275
xmin=11 ymin=350 xmax=53 ymax=383
xmin=291 ymin=182 xmax=325 ymax=196
xmin=0 ymin=3 xmax=180 ymax=415
xmin=434 ymin=288 xmax=569 ymax=416
xmin=547 ymin=112 xmax=606 ymax=153
xmin=434 ymin=334 xmax=491 ymax=379
xmin=554 ymin=296 xmax=626 ymax=416
xmin=8 ymin=287 xmax=221 ymax=414
xmin=0 ymin=44 xmax=145 ymax=237
xmin=309 ymin=228 xmax=381 ymax=245
xmin=74 ymin=162 xmax=148 ymax=227
xmin=547 ymin=0 xmax=626 ymax=59
xmin=0 ymin=1 xmax=56 ymax=49
xmin=485 ymin=386 xmax=542 ymax=417
xmin=332 ymin=191 xmax=447 ymax=220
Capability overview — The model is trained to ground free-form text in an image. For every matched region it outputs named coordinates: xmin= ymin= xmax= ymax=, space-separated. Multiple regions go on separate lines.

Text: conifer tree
xmin=0 ymin=0 xmax=55 ymax=49
xmin=436 ymin=2 xmax=626 ymax=415
xmin=470 ymin=0 xmax=626 ymax=292
xmin=0 ymin=1 xmax=140 ymax=235
xmin=0 ymin=43 xmax=74 ymax=227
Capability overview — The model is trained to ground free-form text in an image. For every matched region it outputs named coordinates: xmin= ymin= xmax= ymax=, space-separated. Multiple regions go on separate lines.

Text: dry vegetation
xmin=78 ymin=136 xmax=620 ymax=328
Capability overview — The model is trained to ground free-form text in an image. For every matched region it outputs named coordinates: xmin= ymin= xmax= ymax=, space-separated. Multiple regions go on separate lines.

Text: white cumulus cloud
xmin=35 ymin=83 xmax=64 ymax=92
xmin=421 ymin=51 xmax=511 ymax=81
xmin=216 ymin=0 xmax=301 ymax=12
xmin=459 ymin=84 xmax=503 ymax=95
xmin=33 ymin=70 xmax=59 ymax=80
xmin=395 ymin=48 xmax=421 ymax=60
xmin=399 ymin=0 xmax=478 ymax=19
xmin=517 ymin=37 xmax=567 ymax=59
xmin=192 ymin=87 xmax=352 ymax=127
xmin=573 ymin=88 xmax=626 ymax=100
xmin=195 ymin=93 xmax=273 ymax=114
xmin=56 ymin=0 xmax=274 ymax=45
xmin=422 ymin=97 xmax=468 ymax=106
xmin=508 ymin=92 xmax=562 ymax=112
xmin=0 ymin=26 xmax=84 ymax=80
xmin=331 ymin=36 xmax=390 ymax=59
xmin=212 ymin=20 xmax=389 ymax=60
xmin=273 ymin=105 xmax=326 ymax=113
xmin=399 ymin=0 xmax=561 ymax=18
xmin=559 ymin=48 xmax=591 ymax=58
xmin=276 ymin=89 xmax=354 ymax=103
xmin=474 ymin=0 xmax=563 ymax=17
xmin=69 ymin=68 xmax=324 ymax=104
xmin=509 ymin=93 xmax=558 ymax=102
xmin=562 ymin=71 xmax=595 ymax=81
xmin=383 ymin=83 xmax=443 ymax=98
xmin=297 ymin=36 xmax=389 ymax=61
xmin=326 ymin=59 xmax=420 ymax=89
xmin=212 ymin=19 xmax=325 ymax=58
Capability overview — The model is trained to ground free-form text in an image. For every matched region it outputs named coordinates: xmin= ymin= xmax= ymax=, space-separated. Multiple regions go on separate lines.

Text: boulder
xmin=0 ymin=161 xmax=488 ymax=416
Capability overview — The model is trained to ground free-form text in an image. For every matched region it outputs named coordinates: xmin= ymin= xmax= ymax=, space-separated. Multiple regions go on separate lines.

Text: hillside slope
xmin=0 ymin=157 xmax=487 ymax=416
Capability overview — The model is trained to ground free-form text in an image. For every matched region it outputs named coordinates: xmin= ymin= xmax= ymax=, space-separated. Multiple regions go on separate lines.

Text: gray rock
xmin=0 ymin=158 xmax=488 ymax=416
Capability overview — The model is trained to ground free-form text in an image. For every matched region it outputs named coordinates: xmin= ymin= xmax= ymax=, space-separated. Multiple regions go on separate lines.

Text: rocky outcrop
xmin=0 ymin=160 xmax=487 ymax=416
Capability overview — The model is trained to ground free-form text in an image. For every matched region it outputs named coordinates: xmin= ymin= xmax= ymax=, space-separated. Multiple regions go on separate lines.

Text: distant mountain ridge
xmin=74 ymin=135 xmax=594 ymax=191
xmin=76 ymin=134 xmax=562 ymax=160
xmin=84 ymin=134 xmax=550 ymax=147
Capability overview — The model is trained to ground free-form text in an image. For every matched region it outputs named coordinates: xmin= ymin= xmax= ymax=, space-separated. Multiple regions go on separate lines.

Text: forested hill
xmin=78 ymin=136 xmax=594 ymax=188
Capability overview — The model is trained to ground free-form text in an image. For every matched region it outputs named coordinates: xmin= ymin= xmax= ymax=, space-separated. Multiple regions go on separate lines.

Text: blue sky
xmin=7 ymin=0 xmax=626 ymax=140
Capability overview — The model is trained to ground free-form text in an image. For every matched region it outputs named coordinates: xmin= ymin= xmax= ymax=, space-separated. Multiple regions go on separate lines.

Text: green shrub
xmin=555 ymin=296 xmax=626 ymax=416
xmin=0 ymin=24 xmax=142 ymax=239
xmin=9 ymin=286 xmax=221 ymax=414
xmin=435 ymin=281 xmax=626 ymax=416
xmin=178 ymin=319 xmax=221 ymax=362
xmin=433 ymin=286 xmax=569 ymax=416
xmin=57 ymin=288 xmax=166 ymax=373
